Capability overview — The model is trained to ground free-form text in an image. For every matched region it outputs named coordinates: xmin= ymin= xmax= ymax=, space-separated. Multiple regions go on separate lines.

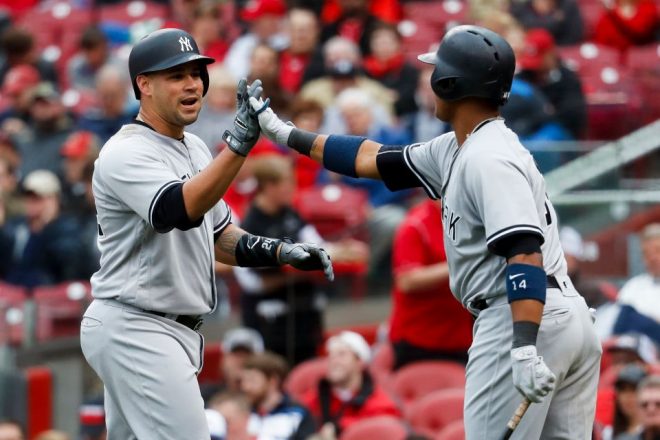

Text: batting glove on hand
xmin=222 ymin=78 xmax=263 ymax=156
xmin=249 ymin=96 xmax=294 ymax=146
xmin=278 ymin=239 xmax=334 ymax=281
xmin=511 ymin=345 xmax=556 ymax=403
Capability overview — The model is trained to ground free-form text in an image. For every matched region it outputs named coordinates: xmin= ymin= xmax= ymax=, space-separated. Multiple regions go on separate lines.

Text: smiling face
xmin=137 ymin=61 xmax=205 ymax=133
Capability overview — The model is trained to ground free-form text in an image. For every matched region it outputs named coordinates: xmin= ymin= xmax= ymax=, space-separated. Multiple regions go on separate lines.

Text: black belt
xmin=472 ymin=275 xmax=561 ymax=312
xmin=147 ymin=310 xmax=204 ymax=331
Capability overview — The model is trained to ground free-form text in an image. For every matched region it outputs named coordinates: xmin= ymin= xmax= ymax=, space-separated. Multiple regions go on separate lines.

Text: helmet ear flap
xmin=201 ymin=66 xmax=210 ymax=97
xmin=431 ymin=77 xmax=457 ymax=100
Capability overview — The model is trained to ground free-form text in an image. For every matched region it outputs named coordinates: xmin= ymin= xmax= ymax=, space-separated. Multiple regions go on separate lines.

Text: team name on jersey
xmin=442 ymin=202 xmax=462 ymax=242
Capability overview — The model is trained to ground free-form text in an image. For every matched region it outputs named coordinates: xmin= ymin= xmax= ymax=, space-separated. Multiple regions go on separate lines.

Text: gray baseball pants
xmin=464 ymin=275 xmax=602 ymax=440
xmin=80 ymin=299 xmax=209 ymax=440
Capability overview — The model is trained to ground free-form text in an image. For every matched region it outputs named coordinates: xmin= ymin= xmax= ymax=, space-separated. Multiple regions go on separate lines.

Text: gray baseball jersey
xmin=91 ymin=123 xmax=231 ymax=315
xmin=404 ymin=119 xmax=566 ymax=307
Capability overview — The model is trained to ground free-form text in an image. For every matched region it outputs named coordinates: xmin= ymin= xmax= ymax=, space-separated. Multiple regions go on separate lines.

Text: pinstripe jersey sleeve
xmin=212 ymin=200 xmax=232 ymax=235
xmin=403 ymin=132 xmax=458 ymax=200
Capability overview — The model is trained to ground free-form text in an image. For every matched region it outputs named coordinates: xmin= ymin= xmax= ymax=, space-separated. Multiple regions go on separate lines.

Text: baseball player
xmin=249 ymin=25 xmax=602 ymax=439
xmin=79 ymin=28 xmax=333 ymax=440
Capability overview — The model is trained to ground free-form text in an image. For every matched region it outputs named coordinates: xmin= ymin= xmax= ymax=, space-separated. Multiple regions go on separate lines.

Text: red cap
xmin=2 ymin=65 xmax=40 ymax=97
xmin=240 ymin=0 xmax=286 ymax=21
xmin=519 ymin=28 xmax=556 ymax=71
xmin=61 ymin=131 xmax=96 ymax=158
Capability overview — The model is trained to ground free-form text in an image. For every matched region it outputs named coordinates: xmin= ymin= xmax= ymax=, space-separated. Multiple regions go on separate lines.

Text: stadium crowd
xmin=0 ymin=0 xmax=658 ymax=438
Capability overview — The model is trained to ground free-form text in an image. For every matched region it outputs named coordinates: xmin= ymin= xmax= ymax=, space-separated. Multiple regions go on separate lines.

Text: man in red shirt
xmin=389 ymin=199 xmax=473 ymax=369
xmin=302 ymin=331 xmax=400 ymax=436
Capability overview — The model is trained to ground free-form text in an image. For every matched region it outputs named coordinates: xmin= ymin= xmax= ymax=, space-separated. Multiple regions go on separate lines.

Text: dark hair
xmin=1 ymin=27 xmax=33 ymax=56
xmin=194 ymin=0 xmax=221 ymax=19
xmin=80 ymin=26 xmax=107 ymax=50
xmin=613 ymin=382 xmax=637 ymax=437
xmin=243 ymin=351 xmax=289 ymax=383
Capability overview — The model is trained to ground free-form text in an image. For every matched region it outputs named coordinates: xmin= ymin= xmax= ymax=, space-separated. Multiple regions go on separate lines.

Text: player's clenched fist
xmin=222 ymin=78 xmax=264 ymax=156
xmin=278 ymin=240 xmax=334 ymax=281
xmin=511 ymin=345 xmax=556 ymax=403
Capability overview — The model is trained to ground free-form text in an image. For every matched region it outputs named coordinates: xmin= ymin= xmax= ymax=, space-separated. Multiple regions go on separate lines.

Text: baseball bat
xmin=501 ymin=398 xmax=531 ymax=440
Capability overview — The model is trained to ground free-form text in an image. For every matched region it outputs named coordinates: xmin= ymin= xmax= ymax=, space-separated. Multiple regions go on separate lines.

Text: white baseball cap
xmin=326 ymin=331 xmax=371 ymax=363
xmin=22 ymin=169 xmax=61 ymax=197
xmin=222 ymin=327 xmax=264 ymax=354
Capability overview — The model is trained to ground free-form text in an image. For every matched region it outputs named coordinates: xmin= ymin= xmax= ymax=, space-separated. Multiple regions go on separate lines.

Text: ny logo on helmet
xmin=179 ymin=36 xmax=193 ymax=52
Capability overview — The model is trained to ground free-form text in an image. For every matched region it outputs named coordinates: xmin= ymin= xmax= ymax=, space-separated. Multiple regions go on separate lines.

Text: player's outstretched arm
xmin=214 ymin=223 xmax=334 ymax=281
xmin=182 ymin=79 xmax=262 ymax=221
xmin=248 ymin=96 xmax=383 ymax=180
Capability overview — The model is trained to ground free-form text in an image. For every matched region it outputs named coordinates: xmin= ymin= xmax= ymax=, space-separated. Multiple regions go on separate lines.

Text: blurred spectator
xmin=204 ymin=408 xmax=227 ymax=440
xmin=34 ymin=431 xmax=70 ymax=440
xmin=0 ymin=420 xmax=23 ymax=440
xmin=207 ymin=391 xmax=252 ymax=440
xmin=240 ymin=352 xmax=316 ymax=439
xmin=79 ymin=396 xmax=106 ymax=440
xmin=607 ymin=333 xmax=658 ymax=368
xmin=302 ymin=331 xmax=400 ymax=436
xmin=470 ymin=0 xmax=512 ymax=22
xmin=631 ymin=375 xmax=660 ymax=440
xmin=280 ymin=8 xmax=324 ymax=94
xmin=604 ymin=364 xmax=647 ymax=440
xmin=389 ymin=199 xmax=473 ymax=369
xmin=248 ymin=44 xmax=289 ymax=115
xmin=66 ymin=26 xmax=121 ymax=92
xmin=60 ymin=131 xmax=99 ymax=213
xmin=0 ymin=64 xmax=40 ymax=123
xmin=0 ymin=26 xmax=58 ymax=85
xmin=517 ymin=28 xmax=587 ymax=139
xmin=561 ymin=226 xmax=586 ymax=283
xmin=363 ymin=23 xmax=419 ymax=117
xmin=12 ymin=82 xmax=74 ymax=179
xmin=0 ymin=170 xmax=84 ymax=287
xmin=594 ymin=0 xmax=659 ymax=51
xmin=190 ymin=0 xmax=230 ymax=62
xmin=77 ymin=65 xmax=135 ymax=144
xmin=511 ymin=0 xmax=584 ymax=45
xmin=299 ymin=36 xmax=395 ymax=119
xmin=73 ymin=160 xmax=101 ymax=279
xmin=224 ymin=327 xmax=265 ymax=384
xmin=404 ymin=64 xmax=448 ymax=143
xmin=618 ymin=224 xmax=660 ymax=323
xmin=321 ymin=88 xmax=410 ymax=280
xmin=288 ymin=98 xmax=324 ymax=189
xmin=234 ymin=155 xmax=327 ymax=365
xmin=0 ymin=153 xmax=21 ymax=221
xmin=224 ymin=0 xmax=287 ymax=80
xmin=320 ymin=0 xmax=384 ymax=56
xmin=188 ymin=67 xmax=237 ymax=156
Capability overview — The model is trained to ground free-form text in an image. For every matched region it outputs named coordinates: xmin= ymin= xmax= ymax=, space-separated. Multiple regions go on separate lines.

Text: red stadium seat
xmin=434 ymin=419 xmax=465 ymax=440
xmin=99 ymin=1 xmax=170 ymax=25
xmin=402 ymin=1 xmax=468 ymax=28
xmin=0 ymin=282 xmax=28 ymax=345
xmin=594 ymin=387 xmax=615 ymax=427
xmin=339 ymin=416 xmax=408 ymax=440
xmin=198 ymin=343 xmax=223 ymax=385
xmin=626 ymin=44 xmax=660 ymax=122
xmin=408 ymin=388 xmax=465 ymax=436
xmin=33 ymin=281 xmax=92 ymax=341
xmin=17 ymin=4 xmax=93 ymax=52
xmin=391 ymin=361 xmax=466 ymax=410
xmin=369 ymin=342 xmax=395 ymax=386
xmin=284 ymin=357 xmax=328 ymax=402
xmin=294 ymin=184 xmax=369 ymax=241
xmin=558 ymin=43 xmax=621 ymax=78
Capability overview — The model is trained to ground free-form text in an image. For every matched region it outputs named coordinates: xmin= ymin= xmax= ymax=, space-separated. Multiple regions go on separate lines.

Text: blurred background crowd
xmin=0 ymin=0 xmax=658 ymax=438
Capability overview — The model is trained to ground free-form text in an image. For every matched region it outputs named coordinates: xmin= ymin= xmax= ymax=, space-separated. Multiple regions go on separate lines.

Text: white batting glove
xmin=249 ymin=96 xmax=294 ymax=146
xmin=510 ymin=345 xmax=556 ymax=403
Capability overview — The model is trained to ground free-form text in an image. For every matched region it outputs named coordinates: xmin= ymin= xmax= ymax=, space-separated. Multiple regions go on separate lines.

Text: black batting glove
xmin=222 ymin=78 xmax=263 ymax=156
xmin=278 ymin=239 xmax=334 ymax=281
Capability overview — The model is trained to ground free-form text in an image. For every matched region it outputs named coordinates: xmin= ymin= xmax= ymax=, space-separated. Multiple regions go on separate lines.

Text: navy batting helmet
xmin=128 ymin=28 xmax=215 ymax=99
xmin=418 ymin=25 xmax=515 ymax=105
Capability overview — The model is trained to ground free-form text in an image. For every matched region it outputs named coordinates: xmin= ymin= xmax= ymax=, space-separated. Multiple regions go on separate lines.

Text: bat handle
xmin=507 ymin=398 xmax=531 ymax=431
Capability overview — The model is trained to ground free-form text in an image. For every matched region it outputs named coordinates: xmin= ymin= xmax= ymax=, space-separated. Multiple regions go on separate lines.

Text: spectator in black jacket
xmin=321 ymin=0 xmax=383 ymax=56
xmin=511 ymin=0 xmax=584 ymax=45
xmin=363 ymin=23 xmax=419 ymax=117
xmin=517 ymin=28 xmax=587 ymax=139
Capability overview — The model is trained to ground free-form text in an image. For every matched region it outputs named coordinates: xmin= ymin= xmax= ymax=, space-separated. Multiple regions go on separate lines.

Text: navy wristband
xmin=322 ymin=135 xmax=366 ymax=178
xmin=506 ymin=263 xmax=547 ymax=304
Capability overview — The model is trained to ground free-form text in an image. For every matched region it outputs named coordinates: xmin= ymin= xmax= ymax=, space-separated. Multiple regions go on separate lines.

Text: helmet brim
xmin=417 ymin=51 xmax=438 ymax=65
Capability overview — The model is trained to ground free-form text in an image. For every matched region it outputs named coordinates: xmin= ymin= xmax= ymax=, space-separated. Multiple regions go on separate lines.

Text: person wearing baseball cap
xmin=517 ymin=28 xmax=586 ymax=139
xmin=221 ymin=327 xmax=265 ymax=392
xmin=0 ymin=64 xmax=40 ymax=121
xmin=224 ymin=0 xmax=287 ymax=80
xmin=301 ymin=331 xmax=400 ymax=436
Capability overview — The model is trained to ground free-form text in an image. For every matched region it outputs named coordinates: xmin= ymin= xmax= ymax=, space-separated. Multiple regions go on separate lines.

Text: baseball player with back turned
xmin=79 ymin=28 xmax=333 ymax=440
xmin=249 ymin=25 xmax=602 ymax=439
